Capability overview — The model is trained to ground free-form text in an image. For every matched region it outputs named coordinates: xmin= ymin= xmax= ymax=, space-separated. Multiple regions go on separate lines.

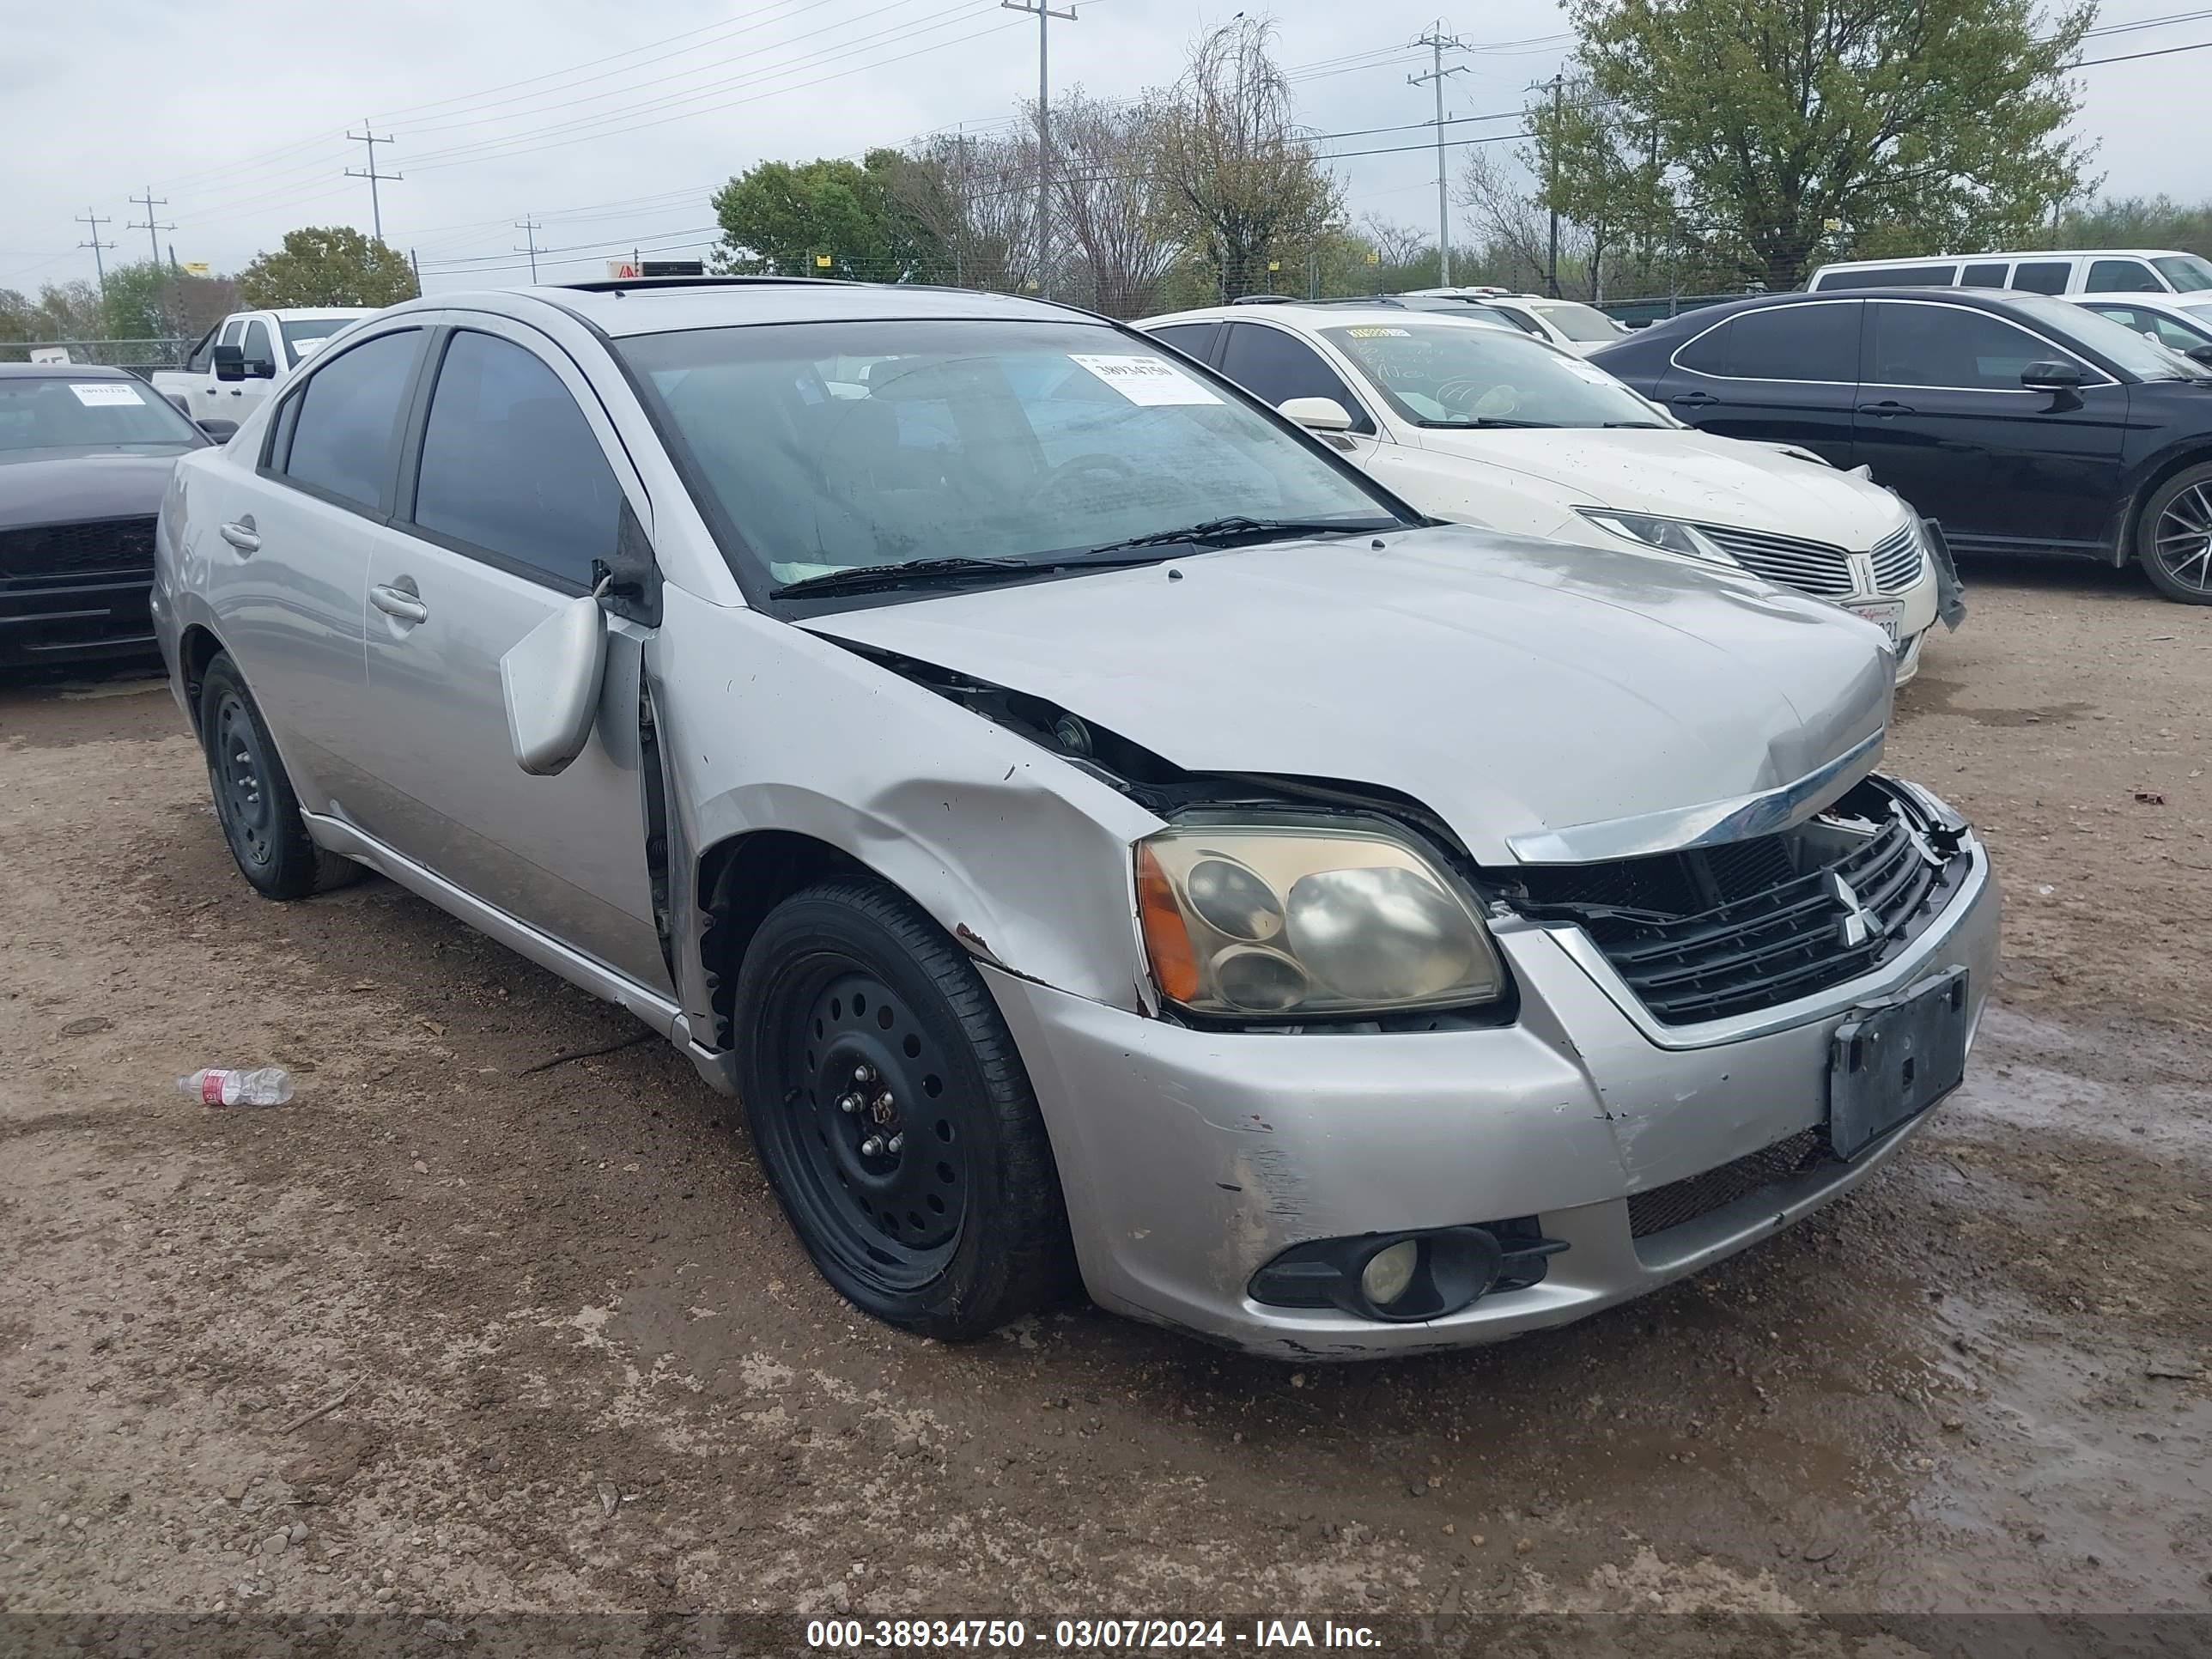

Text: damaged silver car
xmin=152 ymin=277 xmax=2000 ymax=1358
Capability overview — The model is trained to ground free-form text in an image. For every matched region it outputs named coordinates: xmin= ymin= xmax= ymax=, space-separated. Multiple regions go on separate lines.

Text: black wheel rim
xmin=2154 ymin=482 xmax=2212 ymax=592
xmin=210 ymin=690 xmax=276 ymax=870
xmin=757 ymin=952 xmax=970 ymax=1292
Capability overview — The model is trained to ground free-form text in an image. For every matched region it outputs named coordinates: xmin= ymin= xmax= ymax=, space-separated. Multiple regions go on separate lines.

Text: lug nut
xmin=838 ymin=1094 xmax=860 ymax=1114
xmin=885 ymin=1133 xmax=902 ymax=1153
xmin=860 ymin=1135 xmax=884 ymax=1157
xmin=875 ymin=1091 xmax=896 ymax=1113
xmin=854 ymin=1062 xmax=876 ymax=1084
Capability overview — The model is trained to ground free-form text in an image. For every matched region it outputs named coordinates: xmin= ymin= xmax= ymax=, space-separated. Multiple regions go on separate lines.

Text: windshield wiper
xmin=1423 ymin=417 xmax=1555 ymax=428
xmin=1083 ymin=515 xmax=1395 ymax=556
xmin=772 ymin=549 xmax=1189 ymax=599
xmin=772 ymin=556 xmax=1033 ymax=598
xmin=1602 ymin=420 xmax=1666 ymax=428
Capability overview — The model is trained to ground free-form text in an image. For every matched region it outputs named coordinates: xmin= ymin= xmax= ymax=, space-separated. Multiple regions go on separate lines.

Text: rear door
xmin=214 ymin=324 xmax=430 ymax=814
xmin=351 ymin=320 xmax=666 ymax=990
xmin=1850 ymin=298 xmax=2128 ymax=555
xmin=1656 ymin=300 xmax=1862 ymax=465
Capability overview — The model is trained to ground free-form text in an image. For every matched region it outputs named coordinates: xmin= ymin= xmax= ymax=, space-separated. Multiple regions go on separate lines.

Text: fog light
xmin=1359 ymin=1239 xmax=1419 ymax=1308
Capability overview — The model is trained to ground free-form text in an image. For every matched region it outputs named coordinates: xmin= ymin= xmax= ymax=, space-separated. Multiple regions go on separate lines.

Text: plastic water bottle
xmin=178 ymin=1067 xmax=295 ymax=1107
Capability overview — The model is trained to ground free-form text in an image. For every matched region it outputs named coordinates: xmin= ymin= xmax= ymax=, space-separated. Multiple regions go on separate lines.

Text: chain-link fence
xmin=1 ymin=337 xmax=189 ymax=372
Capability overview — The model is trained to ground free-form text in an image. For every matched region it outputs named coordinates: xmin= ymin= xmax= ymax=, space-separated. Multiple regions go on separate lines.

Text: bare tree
xmin=1453 ymin=149 xmax=1560 ymax=293
xmin=897 ymin=129 xmax=1037 ymax=294
xmin=1360 ymin=216 xmax=1431 ymax=270
xmin=1050 ymin=91 xmax=1179 ymax=318
xmin=1152 ymin=17 xmax=1342 ymax=299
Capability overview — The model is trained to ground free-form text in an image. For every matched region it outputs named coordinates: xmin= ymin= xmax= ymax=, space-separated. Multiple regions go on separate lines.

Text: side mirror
xmin=2020 ymin=361 xmax=2084 ymax=392
xmin=499 ymin=593 xmax=608 ymax=775
xmin=164 ymin=392 xmax=191 ymax=416
xmin=2186 ymin=343 xmax=2212 ymax=366
xmin=1278 ymin=395 xmax=1355 ymax=432
xmin=211 ymin=343 xmax=245 ymax=382
xmin=195 ymin=419 xmax=239 ymax=442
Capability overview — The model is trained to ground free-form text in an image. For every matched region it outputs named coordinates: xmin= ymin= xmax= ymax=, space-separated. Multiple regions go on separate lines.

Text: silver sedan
xmin=152 ymin=278 xmax=1999 ymax=1358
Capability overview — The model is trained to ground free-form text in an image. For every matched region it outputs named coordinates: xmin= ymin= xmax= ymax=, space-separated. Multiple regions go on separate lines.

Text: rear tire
xmin=198 ymin=653 xmax=359 ymax=900
xmin=2137 ymin=462 xmax=2212 ymax=604
xmin=732 ymin=877 xmax=1076 ymax=1340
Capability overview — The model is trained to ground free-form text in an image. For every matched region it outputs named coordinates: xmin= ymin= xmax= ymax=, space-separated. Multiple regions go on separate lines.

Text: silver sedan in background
xmin=153 ymin=278 xmax=1998 ymax=1357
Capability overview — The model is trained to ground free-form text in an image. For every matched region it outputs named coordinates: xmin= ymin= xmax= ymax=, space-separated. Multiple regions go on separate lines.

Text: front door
xmin=1851 ymin=299 xmax=2129 ymax=556
xmin=353 ymin=322 xmax=668 ymax=992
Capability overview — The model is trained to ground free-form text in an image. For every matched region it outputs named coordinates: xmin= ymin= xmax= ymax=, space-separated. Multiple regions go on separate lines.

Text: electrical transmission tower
xmin=1000 ymin=0 xmax=1079 ymax=300
xmin=75 ymin=209 xmax=115 ymax=297
xmin=1409 ymin=23 xmax=1473 ymax=288
xmin=346 ymin=122 xmax=402 ymax=242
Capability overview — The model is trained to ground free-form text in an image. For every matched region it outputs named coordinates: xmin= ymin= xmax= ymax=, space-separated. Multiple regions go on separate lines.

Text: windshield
xmin=1532 ymin=301 xmax=1627 ymax=342
xmin=280 ymin=317 xmax=361 ymax=367
xmin=1319 ymin=323 xmax=1667 ymax=428
xmin=0 ymin=374 xmax=199 ymax=452
xmin=2152 ymin=254 xmax=2212 ymax=293
xmin=618 ymin=319 xmax=1402 ymax=593
xmin=2012 ymin=293 xmax=2212 ymax=381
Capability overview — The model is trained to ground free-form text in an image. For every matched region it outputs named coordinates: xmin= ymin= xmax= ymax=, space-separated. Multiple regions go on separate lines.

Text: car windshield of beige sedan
xmin=1321 ymin=323 xmax=1668 ymax=429
xmin=617 ymin=319 xmax=1401 ymax=596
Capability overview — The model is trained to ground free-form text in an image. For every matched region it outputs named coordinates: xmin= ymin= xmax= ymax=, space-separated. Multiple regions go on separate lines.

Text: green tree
xmin=239 ymin=227 xmax=418 ymax=307
xmin=1151 ymin=17 xmax=1343 ymax=300
xmin=712 ymin=149 xmax=948 ymax=282
xmin=1559 ymin=0 xmax=2096 ymax=290
xmin=97 ymin=261 xmax=178 ymax=338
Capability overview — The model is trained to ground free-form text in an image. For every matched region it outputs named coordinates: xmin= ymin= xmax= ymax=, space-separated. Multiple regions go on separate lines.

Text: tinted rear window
xmin=1960 ymin=262 xmax=2008 ymax=288
xmin=1675 ymin=302 xmax=1860 ymax=381
xmin=2009 ymin=261 xmax=2071 ymax=295
xmin=277 ymin=331 xmax=421 ymax=512
xmin=1814 ymin=264 xmax=1955 ymax=290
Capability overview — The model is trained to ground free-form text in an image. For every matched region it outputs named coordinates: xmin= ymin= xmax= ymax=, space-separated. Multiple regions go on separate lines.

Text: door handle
xmin=1856 ymin=399 xmax=1916 ymax=416
xmin=1669 ymin=390 xmax=1718 ymax=407
xmin=218 ymin=518 xmax=258 ymax=553
xmin=370 ymin=583 xmax=428 ymax=624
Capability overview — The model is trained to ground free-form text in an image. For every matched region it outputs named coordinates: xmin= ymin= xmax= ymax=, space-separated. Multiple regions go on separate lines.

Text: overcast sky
xmin=3 ymin=0 xmax=2206 ymax=300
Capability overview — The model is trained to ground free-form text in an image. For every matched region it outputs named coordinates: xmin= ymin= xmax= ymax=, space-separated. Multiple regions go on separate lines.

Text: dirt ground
xmin=2 ymin=560 xmax=2208 ymax=1632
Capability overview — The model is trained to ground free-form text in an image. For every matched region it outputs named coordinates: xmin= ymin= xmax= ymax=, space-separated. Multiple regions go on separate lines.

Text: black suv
xmin=1590 ymin=288 xmax=2212 ymax=603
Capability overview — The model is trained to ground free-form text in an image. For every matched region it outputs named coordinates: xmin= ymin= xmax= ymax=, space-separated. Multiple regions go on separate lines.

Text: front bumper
xmin=988 ymin=834 xmax=1999 ymax=1358
xmin=0 ymin=573 xmax=157 ymax=667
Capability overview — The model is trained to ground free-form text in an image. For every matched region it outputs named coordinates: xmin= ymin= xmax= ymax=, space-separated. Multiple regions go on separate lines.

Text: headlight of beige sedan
xmin=1135 ymin=820 xmax=1504 ymax=1018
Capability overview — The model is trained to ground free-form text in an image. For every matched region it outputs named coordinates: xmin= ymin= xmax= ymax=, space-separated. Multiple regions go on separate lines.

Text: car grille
xmin=1501 ymin=778 xmax=1966 ymax=1026
xmin=1869 ymin=523 xmax=1924 ymax=592
xmin=1627 ymin=1128 xmax=1832 ymax=1239
xmin=0 ymin=517 xmax=158 ymax=580
xmin=1696 ymin=524 xmax=1856 ymax=597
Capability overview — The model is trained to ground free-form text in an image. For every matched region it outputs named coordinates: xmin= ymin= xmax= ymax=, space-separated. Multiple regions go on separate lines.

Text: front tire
xmin=732 ymin=878 xmax=1076 ymax=1340
xmin=2138 ymin=462 xmax=2212 ymax=604
xmin=198 ymin=653 xmax=357 ymax=900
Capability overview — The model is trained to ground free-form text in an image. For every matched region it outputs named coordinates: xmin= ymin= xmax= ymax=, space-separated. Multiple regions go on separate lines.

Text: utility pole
xmin=75 ymin=209 xmax=115 ymax=299
xmin=345 ymin=120 xmax=401 ymax=242
xmin=1546 ymin=75 xmax=1564 ymax=298
xmin=127 ymin=187 xmax=173 ymax=265
xmin=1409 ymin=23 xmax=1471 ymax=288
xmin=1001 ymin=0 xmax=1078 ymax=300
xmin=514 ymin=216 xmax=544 ymax=283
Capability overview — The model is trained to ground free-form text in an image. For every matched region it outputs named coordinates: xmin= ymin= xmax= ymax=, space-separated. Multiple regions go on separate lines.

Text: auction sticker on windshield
xmin=1069 ymin=354 xmax=1220 ymax=405
xmin=70 ymin=382 xmax=146 ymax=407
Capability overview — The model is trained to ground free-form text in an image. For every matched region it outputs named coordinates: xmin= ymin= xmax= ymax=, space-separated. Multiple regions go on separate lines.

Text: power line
xmin=1410 ymin=23 xmax=1474 ymax=286
xmin=514 ymin=216 xmax=544 ymax=282
xmin=1002 ymin=0 xmax=1077 ymax=301
xmin=345 ymin=122 xmax=402 ymax=242
xmin=2075 ymin=34 xmax=2212 ymax=64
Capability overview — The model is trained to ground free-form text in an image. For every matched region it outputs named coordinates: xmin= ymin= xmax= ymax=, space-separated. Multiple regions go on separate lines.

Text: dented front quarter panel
xmin=647 ymin=581 xmax=1164 ymax=1048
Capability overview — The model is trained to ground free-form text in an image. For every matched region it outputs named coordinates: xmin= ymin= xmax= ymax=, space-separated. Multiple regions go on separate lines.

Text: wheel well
xmin=179 ymin=625 xmax=227 ymax=734
xmin=697 ymin=830 xmax=872 ymax=1048
xmin=2124 ymin=450 xmax=2212 ymax=562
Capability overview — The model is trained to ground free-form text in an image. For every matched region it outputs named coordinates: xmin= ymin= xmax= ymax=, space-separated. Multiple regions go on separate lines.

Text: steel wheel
xmin=211 ymin=688 xmax=277 ymax=872
xmin=2153 ymin=481 xmax=2212 ymax=594
xmin=760 ymin=955 xmax=973 ymax=1292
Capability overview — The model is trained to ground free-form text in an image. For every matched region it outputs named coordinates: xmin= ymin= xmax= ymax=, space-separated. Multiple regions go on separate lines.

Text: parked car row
xmin=143 ymin=275 xmax=1998 ymax=1358
xmin=1588 ymin=286 xmax=2212 ymax=603
xmin=1137 ymin=300 xmax=1943 ymax=675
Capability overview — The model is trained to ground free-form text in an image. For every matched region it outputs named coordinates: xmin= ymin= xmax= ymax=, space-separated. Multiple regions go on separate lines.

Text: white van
xmin=1806 ymin=248 xmax=2212 ymax=298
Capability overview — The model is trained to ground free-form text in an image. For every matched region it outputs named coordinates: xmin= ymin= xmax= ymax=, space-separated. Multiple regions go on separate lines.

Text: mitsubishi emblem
xmin=1830 ymin=872 xmax=1887 ymax=947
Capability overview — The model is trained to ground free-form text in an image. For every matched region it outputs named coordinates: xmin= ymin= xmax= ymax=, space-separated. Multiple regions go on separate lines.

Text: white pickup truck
xmin=152 ymin=307 xmax=374 ymax=434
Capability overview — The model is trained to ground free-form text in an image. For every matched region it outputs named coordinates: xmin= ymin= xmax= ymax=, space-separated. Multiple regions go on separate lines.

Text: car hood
xmin=804 ymin=525 xmax=1894 ymax=865
xmin=0 ymin=447 xmax=193 ymax=530
xmin=1413 ymin=426 xmax=1909 ymax=548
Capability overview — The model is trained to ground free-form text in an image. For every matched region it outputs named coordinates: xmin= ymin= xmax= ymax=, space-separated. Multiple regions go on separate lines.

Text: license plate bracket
xmin=1828 ymin=967 xmax=1970 ymax=1160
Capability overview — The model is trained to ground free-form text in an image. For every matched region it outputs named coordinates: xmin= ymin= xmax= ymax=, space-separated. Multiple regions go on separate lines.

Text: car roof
xmin=1629 ymin=285 xmax=2051 ymax=336
xmin=1816 ymin=248 xmax=2192 ymax=267
xmin=2069 ymin=290 xmax=2212 ymax=310
xmin=1136 ymin=300 xmax=1518 ymax=331
xmin=0 ymin=362 xmax=134 ymax=379
xmin=392 ymin=277 xmax=1097 ymax=338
